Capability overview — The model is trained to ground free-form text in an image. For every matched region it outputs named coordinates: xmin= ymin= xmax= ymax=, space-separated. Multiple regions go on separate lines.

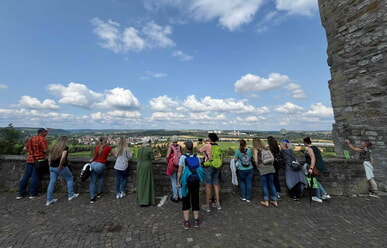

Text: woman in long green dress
xmin=136 ymin=140 xmax=155 ymax=206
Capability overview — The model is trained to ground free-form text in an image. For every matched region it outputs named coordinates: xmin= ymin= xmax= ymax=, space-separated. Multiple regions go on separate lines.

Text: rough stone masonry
xmin=318 ymin=0 xmax=387 ymax=190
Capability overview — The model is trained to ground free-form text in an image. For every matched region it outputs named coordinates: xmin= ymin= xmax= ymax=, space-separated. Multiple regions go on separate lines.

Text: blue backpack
xmin=185 ymin=153 xmax=200 ymax=182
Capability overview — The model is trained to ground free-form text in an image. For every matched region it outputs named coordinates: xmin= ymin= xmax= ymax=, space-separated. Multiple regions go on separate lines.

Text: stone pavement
xmin=0 ymin=191 xmax=386 ymax=248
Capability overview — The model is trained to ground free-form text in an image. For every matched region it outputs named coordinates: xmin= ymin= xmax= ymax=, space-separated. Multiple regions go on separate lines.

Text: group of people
xmin=16 ymin=128 xmax=380 ymax=230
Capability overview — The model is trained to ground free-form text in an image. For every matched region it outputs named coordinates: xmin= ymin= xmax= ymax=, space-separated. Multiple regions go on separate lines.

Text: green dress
xmin=136 ymin=146 xmax=155 ymax=206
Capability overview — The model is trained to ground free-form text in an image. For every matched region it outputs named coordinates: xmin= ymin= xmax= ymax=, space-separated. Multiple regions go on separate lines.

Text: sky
xmin=0 ymin=0 xmax=334 ymax=131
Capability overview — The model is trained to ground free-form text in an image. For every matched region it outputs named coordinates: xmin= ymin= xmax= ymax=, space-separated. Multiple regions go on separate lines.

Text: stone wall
xmin=0 ymin=155 xmax=368 ymax=197
xmin=318 ymin=0 xmax=387 ymax=190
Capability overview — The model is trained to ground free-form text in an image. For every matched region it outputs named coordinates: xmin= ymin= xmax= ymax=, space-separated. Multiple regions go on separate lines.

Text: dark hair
xmin=267 ymin=136 xmax=279 ymax=153
xmin=208 ymin=133 xmax=219 ymax=142
xmin=363 ymin=140 xmax=372 ymax=149
xmin=303 ymin=137 xmax=312 ymax=145
xmin=239 ymin=139 xmax=247 ymax=153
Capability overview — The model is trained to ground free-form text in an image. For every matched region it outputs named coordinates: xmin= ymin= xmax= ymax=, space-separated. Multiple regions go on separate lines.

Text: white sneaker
xmin=321 ymin=194 xmax=331 ymax=200
xmin=312 ymin=196 xmax=322 ymax=203
xmin=201 ymin=204 xmax=211 ymax=213
xmin=120 ymin=192 xmax=126 ymax=198
xmin=46 ymin=199 xmax=58 ymax=206
xmin=116 ymin=193 xmax=120 ymax=199
xmin=68 ymin=193 xmax=79 ymax=201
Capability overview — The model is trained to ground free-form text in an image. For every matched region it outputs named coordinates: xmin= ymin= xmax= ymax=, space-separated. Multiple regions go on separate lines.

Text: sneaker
xmin=182 ymin=221 xmax=190 ymax=230
xmin=90 ymin=197 xmax=97 ymax=204
xmin=240 ymin=196 xmax=246 ymax=201
xmin=170 ymin=197 xmax=179 ymax=203
xmin=16 ymin=195 xmax=24 ymax=200
xmin=116 ymin=193 xmax=121 ymax=199
xmin=120 ymin=192 xmax=126 ymax=198
xmin=46 ymin=199 xmax=58 ymax=206
xmin=29 ymin=195 xmax=37 ymax=199
xmin=246 ymin=199 xmax=251 ymax=203
xmin=68 ymin=193 xmax=79 ymax=201
xmin=97 ymin=193 xmax=103 ymax=198
xmin=277 ymin=193 xmax=281 ymax=200
xmin=312 ymin=196 xmax=323 ymax=203
xmin=211 ymin=202 xmax=217 ymax=208
xmin=321 ymin=194 xmax=331 ymax=200
xmin=194 ymin=219 xmax=201 ymax=228
xmin=294 ymin=198 xmax=301 ymax=203
xmin=201 ymin=204 xmax=211 ymax=213
xmin=215 ymin=202 xmax=222 ymax=210
xmin=369 ymin=192 xmax=380 ymax=198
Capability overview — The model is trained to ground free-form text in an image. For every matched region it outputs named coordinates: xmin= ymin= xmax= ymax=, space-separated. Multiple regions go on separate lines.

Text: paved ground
xmin=0 ymin=190 xmax=386 ymax=248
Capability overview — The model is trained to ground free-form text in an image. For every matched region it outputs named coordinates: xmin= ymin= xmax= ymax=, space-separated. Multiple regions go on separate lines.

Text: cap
xmin=37 ymin=128 xmax=49 ymax=134
xmin=184 ymin=140 xmax=193 ymax=150
xmin=283 ymin=139 xmax=290 ymax=144
xmin=171 ymin=135 xmax=178 ymax=143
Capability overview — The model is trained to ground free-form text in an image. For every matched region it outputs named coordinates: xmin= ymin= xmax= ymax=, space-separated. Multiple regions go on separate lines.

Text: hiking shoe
xmin=68 ymin=193 xmax=79 ymax=201
xmin=90 ymin=197 xmax=97 ymax=204
xmin=182 ymin=221 xmax=190 ymax=230
xmin=321 ymin=194 xmax=331 ymax=200
xmin=194 ymin=219 xmax=201 ymax=228
xmin=201 ymin=204 xmax=211 ymax=213
xmin=16 ymin=195 xmax=24 ymax=200
xmin=312 ymin=196 xmax=322 ymax=203
xmin=215 ymin=203 xmax=222 ymax=210
xmin=97 ymin=193 xmax=103 ymax=198
xmin=46 ymin=199 xmax=58 ymax=206
xmin=240 ymin=196 xmax=246 ymax=201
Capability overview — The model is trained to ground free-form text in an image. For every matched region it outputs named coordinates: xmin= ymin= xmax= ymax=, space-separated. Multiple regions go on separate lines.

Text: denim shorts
xmin=203 ymin=166 xmax=219 ymax=185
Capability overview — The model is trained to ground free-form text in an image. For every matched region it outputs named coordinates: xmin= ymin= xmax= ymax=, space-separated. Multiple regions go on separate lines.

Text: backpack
xmin=80 ymin=163 xmax=91 ymax=182
xmin=261 ymin=150 xmax=274 ymax=165
xmin=185 ymin=153 xmax=200 ymax=182
xmin=240 ymin=149 xmax=251 ymax=167
xmin=274 ymin=151 xmax=285 ymax=169
xmin=210 ymin=144 xmax=223 ymax=169
xmin=310 ymin=146 xmax=326 ymax=172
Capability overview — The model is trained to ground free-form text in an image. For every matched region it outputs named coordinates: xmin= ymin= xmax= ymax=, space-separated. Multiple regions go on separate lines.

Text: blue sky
xmin=0 ymin=0 xmax=334 ymax=131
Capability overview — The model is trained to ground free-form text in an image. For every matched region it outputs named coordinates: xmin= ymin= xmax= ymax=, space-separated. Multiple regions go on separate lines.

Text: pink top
xmin=199 ymin=143 xmax=212 ymax=161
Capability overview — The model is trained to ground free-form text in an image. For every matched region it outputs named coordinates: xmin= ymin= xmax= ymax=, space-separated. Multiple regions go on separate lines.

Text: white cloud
xmin=171 ymin=50 xmax=194 ymax=61
xmin=303 ymin=103 xmax=333 ymax=119
xmin=188 ymin=0 xmax=264 ymax=31
xmin=17 ymin=96 xmax=60 ymax=110
xmin=141 ymin=71 xmax=168 ymax=80
xmin=149 ymin=95 xmax=179 ymax=112
xmin=234 ymin=73 xmax=290 ymax=94
xmin=48 ymin=82 xmax=104 ymax=109
xmin=0 ymin=84 xmax=8 ymax=90
xmin=91 ymin=110 xmax=141 ymax=120
xmin=91 ymin=18 xmax=174 ymax=54
xmin=183 ymin=95 xmax=260 ymax=114
xmin=96 ymin=88 xmax=140 ymax=110
xmin=285 ymin=83 xmax=307 ymax=99
xmin=275 ymin=0 xmax=318 ymax=16
xmin=274 ymin=102 xmax=304 ymax=114
xmin=151 ymin=112 xmax=185 ymax=121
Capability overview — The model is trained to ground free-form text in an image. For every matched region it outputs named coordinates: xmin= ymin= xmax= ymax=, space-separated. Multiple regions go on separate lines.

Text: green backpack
xmin=204 ymin=143 xmax=222 ymax=169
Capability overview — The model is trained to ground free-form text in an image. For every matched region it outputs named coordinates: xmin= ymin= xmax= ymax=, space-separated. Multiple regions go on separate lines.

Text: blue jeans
xmin=47 ymin=166 xmax=75 ymax=201
xmin=238 ymin=168 xmax=253 ymax=200
xmin=18 ymin=163 xmax=39 ymax=196
xmin=90 ymin=162 xmax=106 ymax=198
xmin=315 ymin=180 xmax=328 ymax=198
xmin=170 ymin=170 xmax=182 ymax=199
xmin=115 ymin=168 xmax=128 ymax=194
xmin=260 ymin=173 xmax=278 ymax=201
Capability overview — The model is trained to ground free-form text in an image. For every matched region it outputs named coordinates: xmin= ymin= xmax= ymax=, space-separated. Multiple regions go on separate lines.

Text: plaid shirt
xmin=25 ymin=134 xmax=48 ymax=163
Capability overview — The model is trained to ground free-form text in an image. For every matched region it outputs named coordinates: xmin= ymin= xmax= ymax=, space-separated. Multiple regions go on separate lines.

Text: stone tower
xmin=318 ymin=0 xmax=387 ymax=190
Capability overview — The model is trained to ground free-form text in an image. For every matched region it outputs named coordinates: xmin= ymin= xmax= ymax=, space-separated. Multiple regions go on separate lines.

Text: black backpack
xmin=185 ymin=153 xmax=200 ymax=182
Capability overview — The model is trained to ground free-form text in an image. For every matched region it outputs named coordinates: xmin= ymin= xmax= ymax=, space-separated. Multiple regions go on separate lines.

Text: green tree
xmin=0 ymin=123 xmax=23 ymax=155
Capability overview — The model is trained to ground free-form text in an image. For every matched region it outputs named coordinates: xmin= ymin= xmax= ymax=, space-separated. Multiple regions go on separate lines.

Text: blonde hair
xmin=50 ymin=136 xmax=68 ymax=161
xmin=116 ymin=136 xmax=128 ymax=156
xmin=252 ymin=138 xmax=267 ymax=150
xmin=98 ymin=136 xmax=107 ymax=156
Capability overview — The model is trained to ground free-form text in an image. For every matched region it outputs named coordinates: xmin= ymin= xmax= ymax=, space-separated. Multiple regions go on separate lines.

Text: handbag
xmin=290 ymin=161 xmax=302 ymax=171
xmin=80 ymin=163 xmax=92 ymax=182
xmin=307 ymin=165 xmax=320 ymax=176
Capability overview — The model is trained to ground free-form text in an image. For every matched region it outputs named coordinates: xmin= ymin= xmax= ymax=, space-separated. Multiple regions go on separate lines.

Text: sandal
xmin=270 ymin=201 xmax=278 ymax=207
xmin=260 ymin=201 xmax=269 ymax=207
